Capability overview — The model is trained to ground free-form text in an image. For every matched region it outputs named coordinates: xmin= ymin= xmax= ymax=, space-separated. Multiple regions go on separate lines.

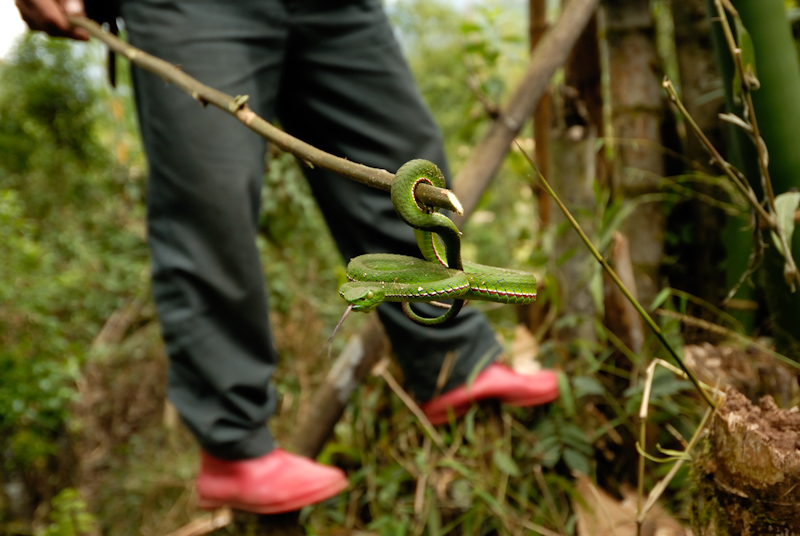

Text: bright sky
xmin=0 ymin=3 xmax=28 ymax=60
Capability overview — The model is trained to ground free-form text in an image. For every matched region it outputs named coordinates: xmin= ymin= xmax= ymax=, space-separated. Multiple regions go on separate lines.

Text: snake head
xmin=339 ymin=283 xmax=386 ymax=313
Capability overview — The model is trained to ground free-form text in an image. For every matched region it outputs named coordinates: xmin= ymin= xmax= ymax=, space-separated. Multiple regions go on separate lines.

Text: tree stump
xmin=691 ymin=387 xmax=800 ymax=535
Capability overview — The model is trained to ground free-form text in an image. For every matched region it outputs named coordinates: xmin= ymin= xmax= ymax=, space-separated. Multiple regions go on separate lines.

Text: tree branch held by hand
xmin=66 ymin=15 xmax=463 ymax=215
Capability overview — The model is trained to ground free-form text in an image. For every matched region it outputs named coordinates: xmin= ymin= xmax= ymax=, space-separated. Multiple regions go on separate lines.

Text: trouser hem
xmin=197 ymin=425 xmax=276 ymax=461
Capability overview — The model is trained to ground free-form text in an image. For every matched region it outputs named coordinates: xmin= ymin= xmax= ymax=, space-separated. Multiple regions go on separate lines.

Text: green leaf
xmin=474 ymin=488 xmax=506 ymax=513
xmin=427 ymin=498 xmax=442 ymax=536
xmin=465 ymin=406 xmax=477 ymax=443
xmin=464 ymin=41 xmax=487 ymax=55
xmin=460 ymin=21 xmax=482 ymax=35
xmin=42 ymin=488 xmax=96 ymax=536
xmin=734 ymin=16 xmax=759 ymax=90
xmin=558 ymin=370 xmax=575 ymax=418
xmin=492 ymin=449 xmax=521 ymax=477
xmin=770 ymin=191 xmax=800 ymax=257
xmin=572 ymin=375 xmax=606 ymax=398
xmin=533 ymin=436 xmax=562 ymax=467
xmin=589 ymin=264 xmax=605 ymax=315
xmin=650 ymin=287 xmax=671 ymax=310
xmin=635 ymin=441 xmax=689 ymax=463
xmin=562 ymin=426 xmax=593 ymax=456
xmin=562 ymin=447 xmax=591 ymax=475
xmin=438 ymin=458 xmax=477 ymax=480
xmin=656 ymin=444 xmax=692 ymax=460
xmin=650 ymin=377 xmax=693 ymax=399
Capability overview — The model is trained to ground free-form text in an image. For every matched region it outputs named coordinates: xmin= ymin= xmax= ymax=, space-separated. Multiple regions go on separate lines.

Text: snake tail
xmin=402 ymin=299 xmax=465 ymax=326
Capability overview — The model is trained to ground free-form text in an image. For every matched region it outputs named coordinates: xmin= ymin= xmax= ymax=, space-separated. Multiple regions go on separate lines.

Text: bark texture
xmin=604 ymin=0 xmax=667 ymax=304
xmin=673 ymin=0 xmax=724 ymax=160
xmin=550 ymin=9 xmax=604 ymax=343
xmin=550 ymin=126 xmax=600 ymax=343
xmin=603 ymin=232 xmax=644 ymax=354
xmin=530 ymin=0 xmax=552 ymax=228
xmin=692 ymin=387 xmax=800 ymax=535
xmin=669 ymin=0 xmax=728 ymax=313
xmin=291 ymin=319 xmax=387 ymax=458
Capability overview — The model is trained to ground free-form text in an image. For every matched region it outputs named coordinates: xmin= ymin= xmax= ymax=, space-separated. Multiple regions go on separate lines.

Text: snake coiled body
xmin=339 ymin=159 xmax=537 ymax=325
xmin=342 ymin=254 xmax=469 ymax=304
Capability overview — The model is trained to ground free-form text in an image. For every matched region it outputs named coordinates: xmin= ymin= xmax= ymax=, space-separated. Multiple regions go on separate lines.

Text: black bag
xmin=84 ymin=0 xmax=121 ymax=86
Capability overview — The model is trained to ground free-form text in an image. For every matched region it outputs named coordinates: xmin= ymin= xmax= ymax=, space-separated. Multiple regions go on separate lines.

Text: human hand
xmin=15 ymin=0 xmax=89 ymax=40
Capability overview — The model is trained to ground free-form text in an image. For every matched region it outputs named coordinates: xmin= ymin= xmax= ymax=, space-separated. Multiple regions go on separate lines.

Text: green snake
xmin=339 ymin=159 xmax=537 ymax=326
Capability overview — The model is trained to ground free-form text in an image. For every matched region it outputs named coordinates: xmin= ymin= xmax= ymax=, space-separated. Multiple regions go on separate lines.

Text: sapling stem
xmin=635 ymin=358 xmax=716 ymax=523
xmin=517 ymin=144 xmax=717 ymax=409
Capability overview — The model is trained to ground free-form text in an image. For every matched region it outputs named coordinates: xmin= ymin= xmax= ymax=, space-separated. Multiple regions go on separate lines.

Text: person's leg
xmin=277 ymin=0 xmax=502 ymax=402
xmin=121 ymin=0 xmax=349 ymax=513
xmin=121 ymin=0 xmax=288 ymax=460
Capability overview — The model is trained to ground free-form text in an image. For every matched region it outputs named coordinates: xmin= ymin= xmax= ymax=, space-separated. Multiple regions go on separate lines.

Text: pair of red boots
xmin=197 ymin=364 xmax=558 ymax=514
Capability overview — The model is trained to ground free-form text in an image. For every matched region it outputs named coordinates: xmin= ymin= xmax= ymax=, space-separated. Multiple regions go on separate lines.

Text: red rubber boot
xmin=420 ymin=363 xmax=559 ymax=425
xmin=196 ymin=449 xmax=348 ymax=514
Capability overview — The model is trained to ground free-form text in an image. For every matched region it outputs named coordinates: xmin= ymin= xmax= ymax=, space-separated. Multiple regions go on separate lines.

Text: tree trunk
xmin=550 ymin=126 xmax=600 ymax=343
xmin=604 ymin=0 xmax=667 ymax=305
xmin=518 ymin=0 xmax=552 ymax=333
xmin=673 ymin=0 xmax=724 ymax=161
xmin=670 ymin=0 xmax=729 ymax=319
xmin=530 ymin=0 xmax=552 ymax=228
xmin=547 ymin=5 xmax=603 ymax=343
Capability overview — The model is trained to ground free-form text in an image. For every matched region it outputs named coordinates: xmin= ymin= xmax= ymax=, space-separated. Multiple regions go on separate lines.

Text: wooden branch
xmin=66 ymin=16 xmax=462 ymax=215
xmin=603 ymin=232 xmax=644 ymax=355
xmin=452 ymin=0 xmax=600 ymax=225
xmin=530 ymin=0 xmax=552 ymax=228
xmin=92 ymin=289 xmax=147 ymax=347
xmin=290 ymin=316 xmax=387 ymax=458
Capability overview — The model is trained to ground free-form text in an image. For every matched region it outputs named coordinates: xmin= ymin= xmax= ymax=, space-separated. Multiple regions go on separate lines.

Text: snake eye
xmin=367 ymin=291 xmax=374 ymax=299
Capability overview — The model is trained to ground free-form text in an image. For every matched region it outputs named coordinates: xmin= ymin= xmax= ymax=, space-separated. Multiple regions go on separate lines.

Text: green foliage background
xmin=0 ymin=0 xmax=739 ymax=533
xmin=0 ymin=32 xmax=147 ymax=516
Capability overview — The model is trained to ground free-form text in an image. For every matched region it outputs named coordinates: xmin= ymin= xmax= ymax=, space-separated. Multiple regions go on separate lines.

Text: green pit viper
xmin=339 ymin=159 xmax=537 ymax=326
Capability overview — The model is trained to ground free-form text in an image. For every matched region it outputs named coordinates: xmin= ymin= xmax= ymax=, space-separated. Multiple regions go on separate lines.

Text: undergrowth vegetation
xmin=2 ymin=0 xmax=799 ymax=534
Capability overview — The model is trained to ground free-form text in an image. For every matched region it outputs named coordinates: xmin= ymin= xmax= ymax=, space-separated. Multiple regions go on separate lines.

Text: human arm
xmin=15 ymin=0 xmax=89 ymax=40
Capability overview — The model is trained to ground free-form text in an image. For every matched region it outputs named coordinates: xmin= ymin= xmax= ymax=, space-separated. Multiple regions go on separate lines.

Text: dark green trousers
xmin=121 ymin=0 xmax=501 ymax=460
